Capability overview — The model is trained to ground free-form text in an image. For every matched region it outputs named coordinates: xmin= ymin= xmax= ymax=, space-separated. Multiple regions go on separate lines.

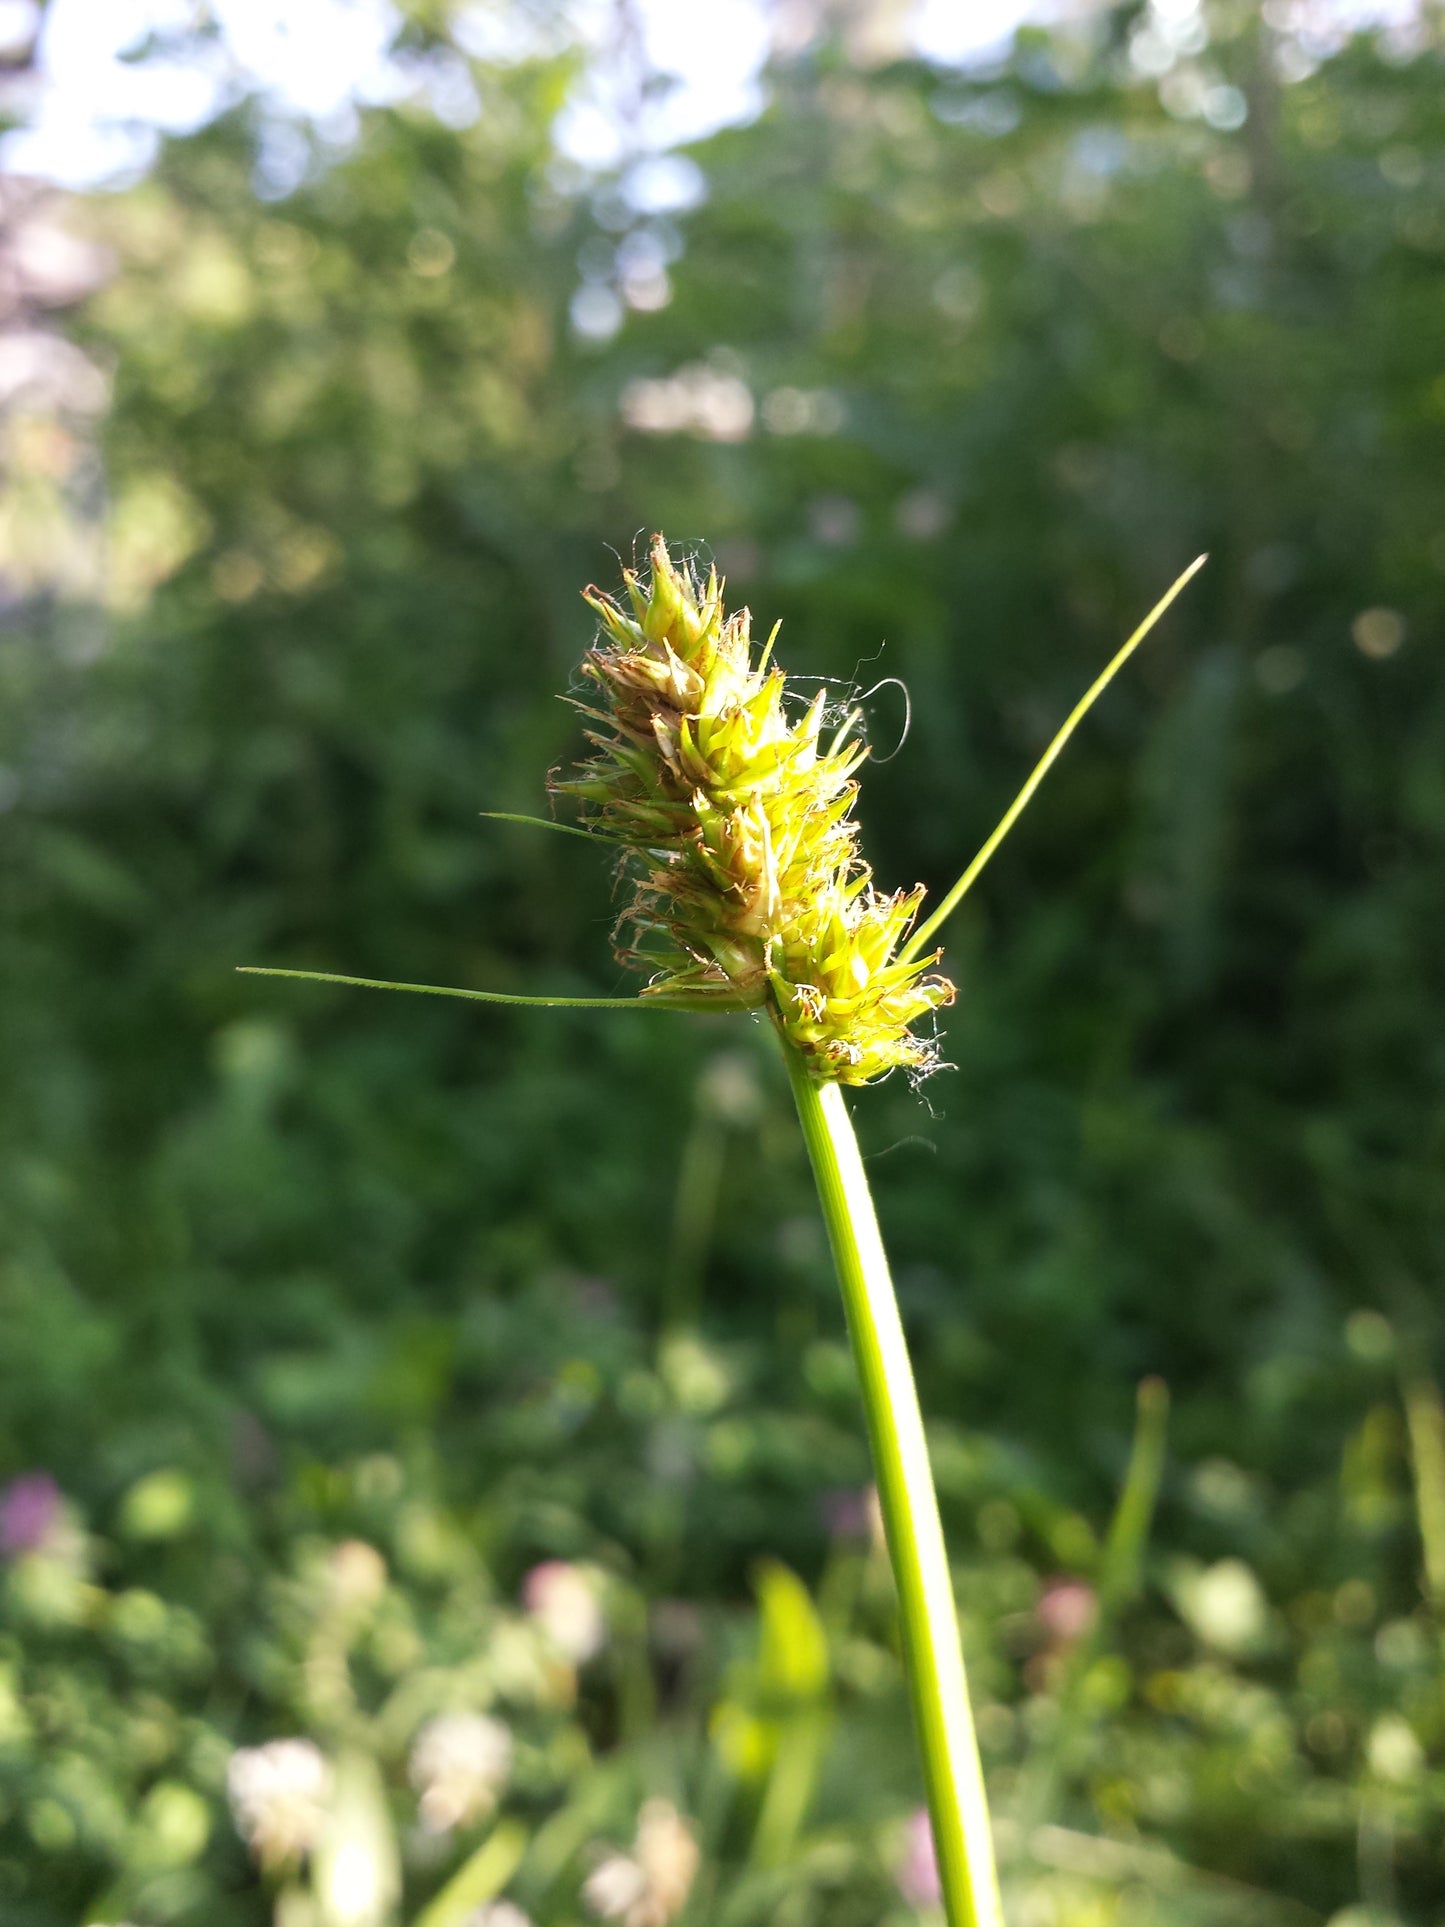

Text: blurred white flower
xmin=326 ymin=1538 xmax=387 ymax=1609
xmin=466 ymin=1905 xmax=532 ymax=1927
xmin=583 ymin=1799 xmax=698 ymax=1927
xmin=584 ymin=1854 xmax=650 ymax=1921
xmin=1171 ymin=1557 xmax=1269 ymax=1656
xmin=523 ymin=1560 xmax=607 ymax=1664
xmin=409 ymin=1711 xmax=513 ymax=1833
xmin=226 ymin=1738 xmax=331 ymax=1868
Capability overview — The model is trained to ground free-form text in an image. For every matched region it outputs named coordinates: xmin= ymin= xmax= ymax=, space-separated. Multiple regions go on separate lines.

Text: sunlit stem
xmin=783 ymin=1043 xmax=1003 ymax=1927
xmin=901 ymin=556 xmax=1206 ymax=965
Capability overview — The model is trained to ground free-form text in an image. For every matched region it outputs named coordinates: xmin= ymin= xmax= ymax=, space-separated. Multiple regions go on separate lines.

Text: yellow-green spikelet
xmin=552 ymin=535 xmax=954 ymax=1085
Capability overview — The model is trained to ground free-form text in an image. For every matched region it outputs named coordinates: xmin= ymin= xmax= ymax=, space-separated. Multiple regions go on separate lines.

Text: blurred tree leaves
xmin=1 ymin=2 xmax=1444 ymax=1919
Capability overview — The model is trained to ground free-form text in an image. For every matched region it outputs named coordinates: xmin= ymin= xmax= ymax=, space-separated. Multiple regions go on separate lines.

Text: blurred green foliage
xmin=1 ymin=2 xmax=1444 ymax=1922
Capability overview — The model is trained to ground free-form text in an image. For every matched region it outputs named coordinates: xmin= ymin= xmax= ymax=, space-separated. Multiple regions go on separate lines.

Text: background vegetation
xmin=2 ymin=2 xmax=1444 ymax=1922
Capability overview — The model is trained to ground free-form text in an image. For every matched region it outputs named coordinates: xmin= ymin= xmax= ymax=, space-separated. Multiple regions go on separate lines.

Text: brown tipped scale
xmin=552 ymin=535 xmax=954 ymax=1085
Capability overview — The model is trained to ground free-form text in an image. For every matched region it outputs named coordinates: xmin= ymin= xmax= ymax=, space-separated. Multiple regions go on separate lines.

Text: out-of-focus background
xmin=2 ymin=1 xmax=1443 ymax=1922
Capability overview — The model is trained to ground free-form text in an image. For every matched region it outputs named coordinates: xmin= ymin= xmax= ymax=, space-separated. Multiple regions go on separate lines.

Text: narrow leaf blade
xmin=236 ymin=966 xmax=669 ymax=1009
xmin=902 ymin=555 xmax=1206 ymax=964
xmin=479 ymin=810 xmax=623 ymax=845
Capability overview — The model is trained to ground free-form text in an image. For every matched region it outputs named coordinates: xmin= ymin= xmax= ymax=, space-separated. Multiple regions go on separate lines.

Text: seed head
xmin=552 ymin=535 xmax=953 ymax=1084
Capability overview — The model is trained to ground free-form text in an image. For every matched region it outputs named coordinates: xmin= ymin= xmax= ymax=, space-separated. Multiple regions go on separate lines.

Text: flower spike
xmin=552 ymin=535 xmax=954 ymax=1085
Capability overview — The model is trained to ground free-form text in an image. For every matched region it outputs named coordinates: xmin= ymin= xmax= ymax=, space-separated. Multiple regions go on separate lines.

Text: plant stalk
xmin=783 ymin=1043 xmax=1003 ymax=1927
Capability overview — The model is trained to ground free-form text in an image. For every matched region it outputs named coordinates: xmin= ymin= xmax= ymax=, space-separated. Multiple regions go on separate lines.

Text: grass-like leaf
xmin=901 ymin=555 xmax=1207 ymax=964
xmin=235 ymin=966 xmax=689 ymax=1009
xmin=478 ymin=810 xmax=625 ymax=845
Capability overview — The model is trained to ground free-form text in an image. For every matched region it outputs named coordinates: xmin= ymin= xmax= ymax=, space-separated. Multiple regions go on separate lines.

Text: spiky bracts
xmin=551 ymin=536 xmax=954 ymax=1085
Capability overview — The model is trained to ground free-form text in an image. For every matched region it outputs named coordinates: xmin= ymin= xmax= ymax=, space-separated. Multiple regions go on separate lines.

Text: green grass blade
xmin=901 ymin=556 xmax=1207 ymax=965
xmin=1401 ymin=1365 xmax=1445 ymax=1609
xmin=236 ymin=965 xmax=676 ymax=1009
xmin=1014 ymin=1375 xmax=1169 ymax=1840
xmin=410 ymin=1821 xmax=527 ymax=1927
xmin=1099 ymin=1373 xmax=1170 ymax=1613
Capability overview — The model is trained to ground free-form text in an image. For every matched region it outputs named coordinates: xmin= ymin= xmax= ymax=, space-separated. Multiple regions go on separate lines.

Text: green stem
xmin=783 ymin=1044 xmax=1003 ymax=1927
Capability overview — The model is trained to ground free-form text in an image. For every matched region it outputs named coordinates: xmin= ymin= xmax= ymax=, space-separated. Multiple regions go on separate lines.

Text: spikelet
xmin=551 ymin=535 xmax=954 ymax=1085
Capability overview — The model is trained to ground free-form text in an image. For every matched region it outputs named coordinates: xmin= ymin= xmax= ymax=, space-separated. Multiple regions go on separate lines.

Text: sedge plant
xmin=243 ymin=535 xmax=1203 ymax=1927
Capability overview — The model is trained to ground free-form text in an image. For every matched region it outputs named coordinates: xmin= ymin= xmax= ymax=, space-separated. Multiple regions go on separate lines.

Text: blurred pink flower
xmin=0 ymin=1472 xmax=61 ymax=1556
xmin=897 ymin=1806 xmax=940 ymax=1907
xmin=1037 ymin=1577 xmax=1097 ymax=1647
xmin=821 ymin=1483 xmax=884 ymax=1551
xmin=821 ymin=1486 xmax=869 ymax=1540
